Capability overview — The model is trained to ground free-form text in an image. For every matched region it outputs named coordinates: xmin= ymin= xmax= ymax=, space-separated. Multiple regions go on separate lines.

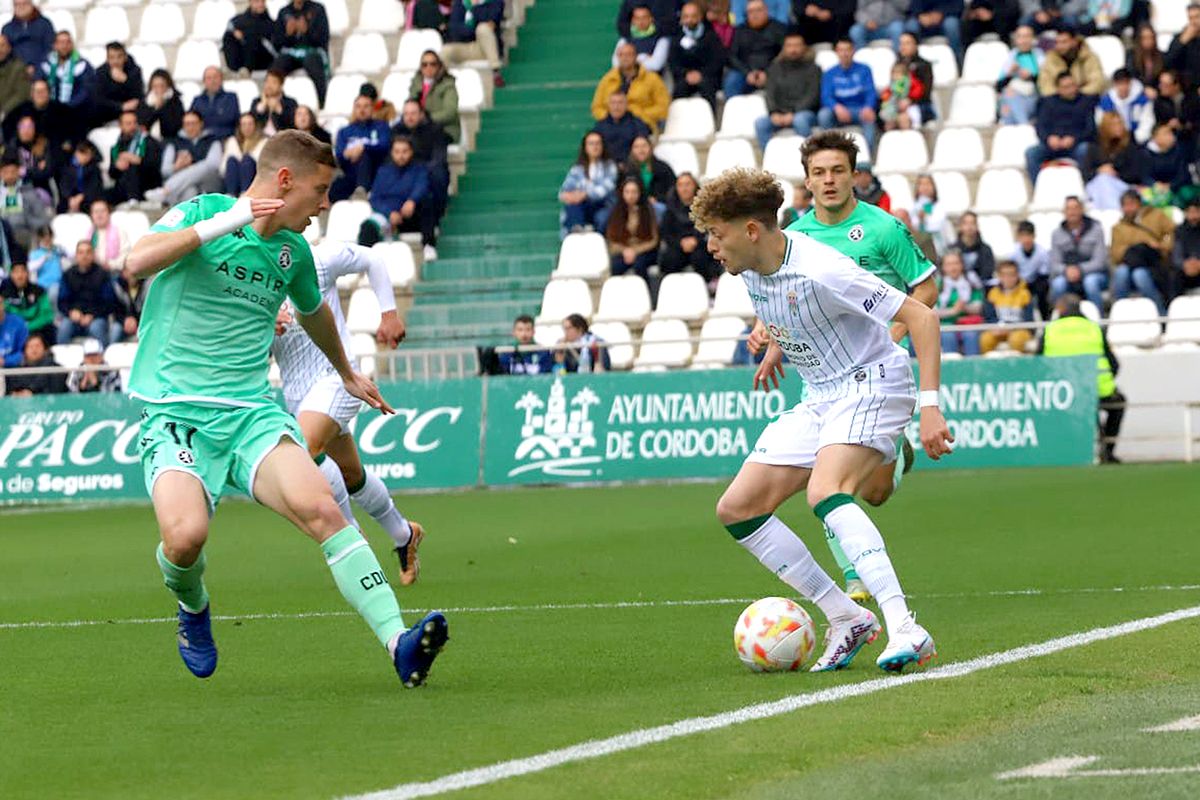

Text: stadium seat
xmin=284 ymin=76 xmax=321 ymax=114
xmin=126 ymin=44 xmax=167 ymax=76
xmin=1079 ymin=299 xmax=1102 ymax=322
xmin=111 ymin=210 xmax=150 ymax=244
xmin=1030 ymin=166 xmax=1085 ymax=212
xmin=536 ymin=278 xmax=593 ymax=325
xmin=874 ymin=130 xmax=928 ymax=174
xmin=717 ymin=94 xmax=767 ymax=140
xmin=973 ymin=168 xmax=1029 ymax=215
xmin=933 ymin=171 xmax=971 ymax=216
xmin=303 ymin=216 xmax=321 ymax=244
xmin=652 ymin=272 xmax=709 ymax=322
xmin=42 ymin=9 xmax=76 ymax=39
xmin=370 ymin=241 xmax=417 ymax=288
xmin=554 ymin=232 xmax=609 ymax=281
xmin=1106 ymin=298 xmax=1162 ymax=348
xmin=941 ymin=351 xmax=963 ymax=361
xmin=960 ymin=40 xmax=1008 ymax=83
xmin=654 ymin=141 xmax=700 ymax=178
xmin=918 ymin=43 xmax=958 ymax=87
xmin=1163 ymin=296 xmax=1200 ymax=345
xmin=703 ymin=138 xmax=757 ymax=180
xmin=192 ymin=0 xmax=237 ymax=40
xmin=51 ymin=343 xmax=84 ymax=369
xmin=174 ymin=40 xmax=221 ymax=82
xmin=633 ymin=318 xmax=693 ymax=369
xmin=176 ymin=81 xmax=201 ymax=110
xmin=338 ymin=32 xmax=389 ymax=75
xmin=533 ymin=323 xmax=560 ymax=347
xmin=324 ymin=0 xmax=352 ymax=36
xmin=777 ymin=179 xmax=794 ymax=216
xmin=594 ymin=274 xmax=652 ymax=325
xmin=42 ymin=0 xmax=89 ymax=8
xmin=51 ymin=213 xmax=92 ymax=256
xmin=692 ymin=315 xmax=748 ymax=367
xmin=82 ymin=7 xmax=130 ymax=46
xmin=660 ymin=98 xmax=715 ymax=144
xmin=814 ymin=49 xmax=838 ymax=72
xmin=346 ymin=287 xmax=382 ymax=334
xmin=878 ymin=173 xmax=914 ymax=211
xmin=137 ymin=4 xmax=186 ymax=44
xmin=90 ymin=125 xmax=121 ymax=174
xmin=325 ymin=200 xmax=371 ymax=242
xmin=946 ymin=85 xmax=997 ymax=127
xmin=976 ymin=214 xmax=1015 ymax=256
xmin=711 ymin=271 xmax=755 ymax=318
xmin=358 ymin=0 xmax=408 ymax=32
xmin=381 ymin=72 xmax=415 ymax=106
xmin=1027 ymin=211 xmax=1063 ymax=249
xmin=590 ymin=321 xmax=635 ymax=369
xmin=855 ymin=47 xmax=896 ymax=91
xmin=350 ymin=333 xmax=378 ymax=377
xmin=451 ymin=69 xmax=485 ymax=112
xmin=395 ymin=29 xmax=444 ymax=71
xmin=322 ymin=74 xmax=367 ymax=117
xmin=987 ymin=124 xmax=1038 ymax=169
xmin=1093 ymin=208 xmax=1121 ymax=245
xmin=929 ymin=127 xmax=985 ymax=173
xmin=1155 ymin=0 xmax=1189 ymax=34
xmin=1085 ymin=35 xmax=1126 ymax=78
xmin=103 ymin=342 xmax=138 ymax=369
xmin=761 ymin=135 xmax=805 ymax=182
xmin=225 ymin=79 xmax=257 ymax=113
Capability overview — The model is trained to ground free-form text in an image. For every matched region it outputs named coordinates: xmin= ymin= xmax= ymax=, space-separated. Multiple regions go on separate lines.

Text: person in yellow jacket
xmin=591 ymin=42 xmax=670 ymax=130
xmin=1039 ymin=293 xmax=1124 ymax=463
xmin=1037 ymin=27 xmax=1106 ymax=97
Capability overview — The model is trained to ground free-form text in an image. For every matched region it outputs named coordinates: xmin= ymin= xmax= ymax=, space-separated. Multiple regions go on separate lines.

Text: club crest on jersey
xmin=278 ymin=244 xmax=293 ymax=271
xmin=786 ymin=290 xmax=799 ymax=315
xmin=177 ymin=449 xmax=195 ymax=465
xmin=848 ymin=224 xmax=865 ymax=242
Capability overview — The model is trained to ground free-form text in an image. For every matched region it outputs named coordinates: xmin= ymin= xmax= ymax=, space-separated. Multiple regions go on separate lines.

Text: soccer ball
xmin=734 ymin=597 xmax=817 ymax=672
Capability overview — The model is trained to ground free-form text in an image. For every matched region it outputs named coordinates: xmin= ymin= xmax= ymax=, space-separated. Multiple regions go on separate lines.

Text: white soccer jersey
xmin=272 ymin=241 xmax=396 ymax=411
xmin=741 ymin=231 xmax=912 ymax=403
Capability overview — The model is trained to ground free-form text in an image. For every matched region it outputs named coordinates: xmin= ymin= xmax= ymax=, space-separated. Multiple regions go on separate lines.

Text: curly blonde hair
xmin=689 ymin=168 xmax=783 ymax=232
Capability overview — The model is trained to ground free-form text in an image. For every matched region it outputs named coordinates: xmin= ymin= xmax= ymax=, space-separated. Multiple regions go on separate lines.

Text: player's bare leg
xmin=297 ymin=410 xmax=357 ymax=525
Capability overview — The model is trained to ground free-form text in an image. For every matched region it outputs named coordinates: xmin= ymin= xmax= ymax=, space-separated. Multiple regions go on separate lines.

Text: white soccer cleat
xmin=876 ymin=613 xmax=936 ymax=673
xmin=809 ymin=607 xmax=881 ymax=672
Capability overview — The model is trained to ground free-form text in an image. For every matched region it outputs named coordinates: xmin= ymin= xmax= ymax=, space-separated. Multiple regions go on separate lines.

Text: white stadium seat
xmin=103 ymin=342 xmax=138 ymax=369
xmin=51 ymin=213 xmax=92 ymax=256
xmin=1085 ymin=35 xmax=1126 ymax=78
xmin=1027 ymin=211 xmax=1063 ymax=250
xmin=761 ymin=135 xmax=805 ymax=182
xmin=451 ymin=69 xmax=485 ymax=112
xmin=660 ymin=98 xmax=715 ymax=144
xmin=127 ymin=44 xmax=167 ymax=76
xmin=878 ymin=173 xmax=914 ymax=212
xmin=536 ymin=278 xmax=593 ymax=325
xmin=138 ymin=4 xmax=186 ymax=44
xmin=51 ymin=344 xmax=84 ymax=369
xmin=303 ymin=216 xmax=322 ymax=244
xmin=285 ymin=76 xmax=320 ymax=113
xmin=325 ymin=200 xmax=371 ymax=242
xmin=42 ymin=0 xmax=89 ymax=8
xmin=338 ymin=32 xmax=389 ymax=75
xmin=976 ymin=214 xmax=1015 ymax=256
xmin=346 ymin=288 xmax=381 ymax=334
xmin=82 ymin=7 xmax=130 ymax=46
xmin=919 ymin=43 xmax=959 ymax=87
xmin=652 ymin=272 xmax=709 ymax=322
xmin=1154 ymin=0 xmax=1189 ymax=34
xmin=395 ymin=29 xmax=444 ymax=71
xmin=1106 ymin=298 xmax=1162 ymax=348
xmin=929 ymin=127 xmax=986 ymax=173
xmin=554 ymin=232 xmax=609 ymax=281
xmin=711 ymin=272 xmax=755 ymax=318
xmin=42 ymin=9 xmax=76 ymax=39
xmin=589 ymin=321 xmax=635 ymax=370
xmin=192 ymin=0 xmax=237 ymax=40
xmin=692 ymin=315 xmax=748 ymax=367
xmin=594 ymin=275 xmax=652 ymax=325
xmin=777 ymin=179 xmax=794 ymax=218
xmin=381 ymin=71 xmax=415 ymax=106
xmin=322 ymin=74 xmax=368 ymax=118
xmin=932 ymin=171 xmax=971 ymax=216
xmin=856 ymin=47 xmax=896 ymax=91
xmin=1078 ymin=300 xmax=1102 ymax=322
xmin=717 ymin=94 xmax=767 ymax=140
xmin=987 ymin=124 xmax=1038 ymax=169
xmin=814 ymin=49 xmax=838 ymax=72
xmin=1164 ymin=296 xmax=1200 ymax=345
xmin=174 ymin=40 xmax=221 ymax=82
xmin=973 ymin=168 xmax=1029 ymax=215
xmin=229 ymin=79 xmax=259 ymax=113
xmin=111 ymin=210 xmax=150 ymax=243
xmin=703 ymin=138 xmax=757 ymax=180
xmin=960 ymin=40 xmax=1008 ymax=83
xmin=654 ymin=141 xmax=700 ymax=178
xmin=1030 ymin=166 xmax=1085 ymax=212
xmin=633 ymin=318 xmax=693 ymax=369
xmin=1092 ymin=208 xmax=1121 ymax=245
xmin=874 ymin=130 xmax=928 ymax=175
xmin=370 ymin=241 xmax=417 ymax=288
xmin=89 ymin=125 xmax=121 ymax=174
xmin=358 ymin=0 xmax=408 ymax=33
xmin=533 ymin=323 xmax=560 ymax=348
xmin=324 ymin=0 xmax=351 ymax=36
xmin=946 ymin=84 xmax=997 ymax=127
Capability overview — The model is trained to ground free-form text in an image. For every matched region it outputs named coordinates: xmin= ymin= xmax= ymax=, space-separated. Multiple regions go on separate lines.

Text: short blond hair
xmin=689 ymin=168 xmax=783 ymax=231
xmin=258 ymin=129 xmax=336 ymax=176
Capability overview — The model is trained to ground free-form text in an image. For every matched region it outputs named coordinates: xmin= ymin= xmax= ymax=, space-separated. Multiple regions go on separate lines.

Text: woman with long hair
xmin=408 ymin=50 xmax=460 ymax=144
xmin=558 ymin=130 xmax=617 ymax=237
xmin=292 ymin=104 xmax=332 ymax=144
xmin=620 ymin=135 xmax=675 ymax=216
xmin=6 ymin=114 xmax=55 ymax=199
xmin=223 ymin=113 xmax=267 ymax=195
xmin=605 ymin=176 xmax=659 ymax=279
xmin=87 ymin=197 xmax=130 ymax=272
xmin=139 ymin=68 xmax=184 ymax=140
xmin=1126 ymin=24 xmax=1163 ymax=96
xmin=1084 ymin=110 xmax=1143 ymax=209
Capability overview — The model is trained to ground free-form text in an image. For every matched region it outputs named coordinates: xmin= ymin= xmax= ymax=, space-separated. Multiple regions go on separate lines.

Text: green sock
xmin=321 ymin=526 xmax=406 ymax=649
xmin=156 ymin=543 xmax=209 ymax=613
xmin=824 ymin=524 xmax=860 ymax=582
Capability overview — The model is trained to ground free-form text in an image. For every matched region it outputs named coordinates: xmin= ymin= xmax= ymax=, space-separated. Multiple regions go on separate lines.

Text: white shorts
xmin=293 ymin=372 xmax=363 ymax=434
xmin=746 ymin=392 xmax=915 ymax=469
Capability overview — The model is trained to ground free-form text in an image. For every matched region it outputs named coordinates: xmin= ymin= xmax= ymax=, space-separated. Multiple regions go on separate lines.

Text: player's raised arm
xmin=363 ymin=248 xmax=404 ymax=347
xmin=892 ymin=296 xmax=954 ymax=460
xmin=295 ymin=303 xmax=395 ymax=415
xmin=126 ymin=197 xmax=285 ymax=279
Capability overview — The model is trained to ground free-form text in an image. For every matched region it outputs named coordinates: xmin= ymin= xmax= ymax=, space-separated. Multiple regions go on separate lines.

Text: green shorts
xmin=139 ymin=402 xmax=306 ymax=510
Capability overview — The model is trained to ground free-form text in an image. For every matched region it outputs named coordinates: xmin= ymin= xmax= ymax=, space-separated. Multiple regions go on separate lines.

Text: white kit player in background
xmin=691 ymin=168 xmax=954 ymax=673
xmin=272 ymin=240 xmax=425 ymax=584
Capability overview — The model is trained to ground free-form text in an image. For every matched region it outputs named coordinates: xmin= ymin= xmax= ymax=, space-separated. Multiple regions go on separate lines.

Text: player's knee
xmin=292 ymin=491 xmax=348 ymax=536
xmin=716 ymin=492 xmax=759 ymax=525
xmin=859 ymin=486 xmax=890 ymax=507
xmin=160 ymin=519 xmax=208 ymax=564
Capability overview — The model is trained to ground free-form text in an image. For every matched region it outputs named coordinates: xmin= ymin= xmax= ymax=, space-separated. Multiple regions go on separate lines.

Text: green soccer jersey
xmin=786 ymin=200 xmax=936 ymax=292
xmin=128 ymin=194 xmax=323 ymax=407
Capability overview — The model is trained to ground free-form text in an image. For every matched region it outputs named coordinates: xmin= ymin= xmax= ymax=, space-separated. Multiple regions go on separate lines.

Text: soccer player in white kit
xmin=691 ymin=168 xmax=954 ymax=673
xmin=272 ymin=240 xmax=425 ymax=584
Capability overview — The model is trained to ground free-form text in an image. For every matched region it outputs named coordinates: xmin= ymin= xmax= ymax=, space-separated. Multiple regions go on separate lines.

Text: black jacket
xmin=228 ymin=8 xmax=276 ymax=49
xmin=620 ymin=157 xmax=676 ymax=203
xmin=727 ymin=20 xmax=787 ymax=74
xmin=54 ymin=154 xmax=104 ymax=213
xmin=764 ymin=56 xmax=822 ymax=114
xmin=252 ymin=94 xmax=298 ymax=131
xmin=1140 ymin=142 xmax=1191 ymax=191
xmin=2 ymin=98 xmax=73 ymax=147
xmin=6 ymin=136 xmax=56 ymax=194
xmin=138 ymin=92 xmax=185 ymax=141
xmin=58 ymin=264 xmax=115 ymax=319
xmin=1082 ymin=140 xmax=1144 ymax=185
xmin=390 ymin=118 xmax=449 ymax=169
xmin=94 ymin=55 xmax=144 ymax=123
xmin=616 ymin=0 xmax=681 ymax=38
xmin=659 ymin=189 xmax=704 ymax=251
xmin=592 ymin=113 xmax=651 ymax=163
xmin=1152 ymin=93 xmax=1200 ymax=139
xmin=669 ymin=26 xmax=726 ymax=90
xmin=5 ymin=354 xmax=67 ymax=394
xmin=273 ymin=0 xmax=330 ymax=52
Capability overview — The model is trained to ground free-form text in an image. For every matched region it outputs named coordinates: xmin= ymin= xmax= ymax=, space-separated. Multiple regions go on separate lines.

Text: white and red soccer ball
xmin=734 ymin=597 xmax=817 ymax=672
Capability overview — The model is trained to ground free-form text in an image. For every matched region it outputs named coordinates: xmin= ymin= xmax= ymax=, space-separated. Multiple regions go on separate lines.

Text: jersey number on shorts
xmin=164 ymin=421 xmax=198 ymax=450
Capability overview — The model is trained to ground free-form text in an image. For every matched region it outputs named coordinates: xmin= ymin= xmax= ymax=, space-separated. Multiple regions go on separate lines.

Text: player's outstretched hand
xmin=753 ymin=341 xmax=786 ymax=391
xmin=376 ymin=311 xmax=406 ymax=348
xmin=249 ymin=198 xmax=285 ymax=218
xmin=345 ymin=373 xmax=395 ymax=415
xmin=746 ymin=319 xmax=769 ymax=356
xmin=274 ymin=304 xmax=293 ymax=336
xmin=919 ymin=408 xmax=954 ymax=460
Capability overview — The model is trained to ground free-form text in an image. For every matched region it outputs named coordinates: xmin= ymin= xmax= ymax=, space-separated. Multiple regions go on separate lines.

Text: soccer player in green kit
xmin=749 ymin=131 xmax=938 ymax=603
xmin=125 ymin=130 xmax=448 ymax=687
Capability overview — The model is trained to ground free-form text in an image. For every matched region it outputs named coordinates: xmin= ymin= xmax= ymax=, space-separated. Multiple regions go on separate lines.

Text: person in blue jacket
xmin=818 ymin=39 xmax=879 ymax=151
xmin=2 ymin=0 xmax=54 ymax=77
xmin=331 ymin=93 xmax=392 ymax=202
xmin=40 ymin=31 xmax=93 ymax=116
xmin=359 ymin=136 xmax=437 ymax=252
xmin=0 ymin=296 xmax=29 ymax=368
xmin=189 ymin=67 xmax=240 ymax=140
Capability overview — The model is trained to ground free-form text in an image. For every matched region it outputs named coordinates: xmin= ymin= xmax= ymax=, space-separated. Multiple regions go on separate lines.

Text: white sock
xmin=738 ymin=516 xmax=860 ymax=622
xmin=318 ymin=457 xmax=357 ymax=529
xmin=822 ymin=501 xmax=911 ymax=635
xmin=351 ymin=471 xmax=412 ymax=549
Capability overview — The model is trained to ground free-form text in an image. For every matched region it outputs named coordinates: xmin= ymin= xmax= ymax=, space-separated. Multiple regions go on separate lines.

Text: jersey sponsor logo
xmin=749 ymin=291 xmax=769 ymax=303
xmin=862 ymin=283 xmax=889 ymax=313
xmin=216 ymin=261 xmax=286 ymax=294
xmin=176 ymin=449 xmax=194 ymax=465
xmin=848 ymin=224 xmax=865 ymax=242
xmin=157 ymin=208 xmax=185 ymax=228
xmin=278 ymin=244 xmax=292 ymax=271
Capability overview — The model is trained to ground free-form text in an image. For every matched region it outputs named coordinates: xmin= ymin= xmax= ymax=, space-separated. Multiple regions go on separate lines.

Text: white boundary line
xmin=3 ymin=584 xmax=1200 ymax=631
xmin=340 ymin=604 xmax=1200 ymax=800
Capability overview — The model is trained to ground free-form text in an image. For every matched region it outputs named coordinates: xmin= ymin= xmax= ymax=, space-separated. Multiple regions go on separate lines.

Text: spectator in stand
xmin=818 ymin=39 xmax=878 ymax=151
xmin=4 ymin=332 xmax=66 ymax=395
xmin=1164 ymin=3 xmax=1200 ymax=90
xmin=1141 ymin=122 xmax=1190 ymax=199
xmin=555 ymin=313 xmax=610 ymax=373
xmin=1021 ymin=0 xmax=1087 ymax=32
xmin=3 ymin=79 xmax=70 ymax=149
xmin=617 ymin=0 xmax=681 ymax=38
xmin=668 ymin=2 xmax=725 ymax=110
xmin=190 ymin=67 xmax=239 ymax=141
xmin=1049 ymin=195 xmax=1109 ymax=308
xmin=707 ymin=0 xmax=736 ymax=48
xmin=110 ymin=263 xmax=143 ymax=344
xmin=411 ymin=0 xmax=450 ymax=33
xmin=27 ymin=224 xmax=61 ymax=301
xmin=331 ymin=94 xmax=391 ymax=202
xmin=361 ymin=136 xmax=438 ymax=260
xmin=41 ymin=31 xmax=93 ymax=119
xmin=1082 ymin=0 xmax=1148 ymax=36
xmin=293 ymin=104 xmax=330 ymax=144
xmin=733 ymin=0 xmax=790 ymax=23
xmin=1025 ymin=72 xmax=1096 ymax=180
xmin=107 ymin=109 xmax=162 ymax=206
xmin=612 ymin=5 xmax=670 ymax=74
xmin=1084 ymin=111 xmax=1144 ymax=210
xmin=0 ymin=153 xmax=48 ymax=248
xmin=621 ymin=135 xmax=675 ymax=217
xmin=955 ymin=211 xmax=996 ymax=283
xmin=1173 ymin=199 xmax=1200 ymax=296
xmin=559 ymin=131 xmax=617 ymax=237
xmin=879 ymin=62 xmax=915 ymax=132
xmin=724 ymin=0 xmax=786 ymax=97
xmin=252 ymin=69 xmax=297 ymax=134
xmin=1 ymin=262 xmax=54 ymax=345
xmin=592 ymin=42 xmax=670 ymax=131
xmin=780 ymin=183 xmax=814 ymax=226
xmin=905 ymin=0 xmax=963 ymax=62
xmin=409 ymin=50 xmax=461 ymax=145
xmin=1099 ymin=68 xmax=1154 ymax=142
xmin=223 ymin=113 xmax=266 ymax=197
xmin=1128 ymin=23 xmax=1164 ymax=95
xmin=795 ymin=0 xmax=856 ymax=47
xmin=66 ymin=337 xmax=121 ymax=393
xmin=963 ymin=0 xmax=1020 ymax=50
xmin=391 ymin=99 xmax=450 ymax=223
xmin=271 ymin=0 xmax=330 ymax=107
xmin=853 ymin=162 xmax=890 ymax=211
xmin=3 ymin=0 xmax=53 ymax=79
xmin=659 ymin=172 xmax=720 ymax=285
xmin=0 ymin=277 xmax=29 ymax=366
xmin=593 ymin=91 xmax=651 ymax=163
xmin=935 ymin=249 xmax=983 ymax=355
xmin=0 ymin=217 xmax=23 ymax=278
xmin=498 ymin=314 xmax=553 ymax=375
xmin=86 ymin=198 xmax=129 ymax=273
xmin=139 ymin=69 xmax=184 ymax=142
xmin=850 ymin=0 xmax=907 ymax=51
xmin=0 ymin=35 xmax=29 ymax=116
xmin=1038 ymin=27 xmax=1105 ymax=97
xmin=155 ymin=110 xmax=222 ymax=206
xmin=224 ymin=0 xmax=276 ymax=74
xmin=980 ymin=260 xmax=1035 ymax=353
xmin=57 ymin=241 xmax=114 ymax=346
xmin=1110 ymin=188 xmax=1172 ymax=314
xmin=755 ymin=33 xmax=821 ymax=149
xmin=893 ymin=207 xmax=939 ymax=262
xmin=442 ymin=0 xmax=505 ymax=87
xmin=896 ymin=32 xmax=936 ymax=125
xmin=913 ymin=174 xmax=948 ymax=254
xmin=93 ymin=42 xmax=143 ymax=127
xmin=7 ymin=115 xmax=56 ymax=198
xmin=1011 ymin=218 xmax=1052 ymax=318
xmin=605 ymin=177 xmax=659 ymax=279
xmin=1152 ymin=71 xmax=1199 ymax=159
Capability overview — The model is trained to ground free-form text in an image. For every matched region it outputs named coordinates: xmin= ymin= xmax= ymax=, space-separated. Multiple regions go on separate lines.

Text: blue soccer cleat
xmin=393 ymin=612 xmax=449 ymax=688
xmin=876 ymin=613 xmax=936 ymax=673
xmin=176 ymin=604 xmax=218 ymax=678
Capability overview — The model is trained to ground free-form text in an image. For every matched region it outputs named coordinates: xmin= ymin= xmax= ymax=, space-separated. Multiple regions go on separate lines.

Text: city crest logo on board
xmin=509 ymin=379 xmax=602 ymax=478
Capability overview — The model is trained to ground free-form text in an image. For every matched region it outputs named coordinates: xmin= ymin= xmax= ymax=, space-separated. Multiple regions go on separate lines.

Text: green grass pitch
xmin=3 ymin=463 xmax=1200 ymax=799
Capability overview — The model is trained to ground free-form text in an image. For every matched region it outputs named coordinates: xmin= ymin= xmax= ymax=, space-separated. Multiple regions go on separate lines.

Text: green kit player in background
xmin=747 ymin=131 xmax=938 ymax=603
xmin=126 ymin=130 xmax=448 ymax=687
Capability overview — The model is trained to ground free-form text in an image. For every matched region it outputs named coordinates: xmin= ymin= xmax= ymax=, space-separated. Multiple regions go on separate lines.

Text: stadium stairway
xmin=405 ymin=0 xmax=615 ymax=350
